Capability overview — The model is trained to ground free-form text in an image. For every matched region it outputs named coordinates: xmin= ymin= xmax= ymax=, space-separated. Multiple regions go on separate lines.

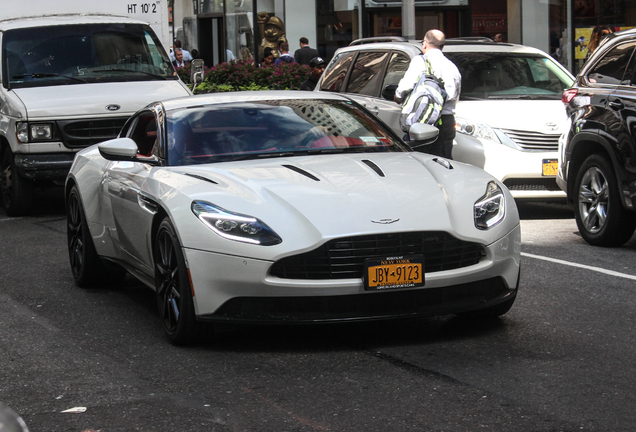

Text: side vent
xmin=433 ymin=158 xmax=453 ymax=170
xmin=361 ymin=159 xmax=385 ymax=177
xmin=185 ymin=173 xmax=219 ymax=184
xmin=282 ymin=165 xmax=320 ymax=181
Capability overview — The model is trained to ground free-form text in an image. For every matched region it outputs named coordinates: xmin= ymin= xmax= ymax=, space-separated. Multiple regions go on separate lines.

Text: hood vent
xmin=185 ymin=173 xmax=218 ymax=184
xmin=282 ymin=164 xmax=320 ymax=181
xmin=361 ymin=159 xmax=385 ymax=177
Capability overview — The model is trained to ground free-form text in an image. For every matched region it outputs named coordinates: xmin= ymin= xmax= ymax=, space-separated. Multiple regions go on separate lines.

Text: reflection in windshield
xmin=4 ymin=23 xmax=176 ymax=89
xmin=166 ymin=100 xmax=406 ymax=166
xmin=445 ymin=52 xmax=574 ymax=100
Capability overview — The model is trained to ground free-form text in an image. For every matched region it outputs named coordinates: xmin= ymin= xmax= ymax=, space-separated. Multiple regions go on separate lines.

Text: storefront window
xmin=549 ymin=0 xmax=568 ymax=70
xmin=226 ymin=0 xmax=254 ymax=62
xmin=317 ymin=0 xmax=359 ymax=61
xmin=572 ymin=0 xmax=636 ymax=75
xmin=200 ymin=0 xmax=224 ymax=14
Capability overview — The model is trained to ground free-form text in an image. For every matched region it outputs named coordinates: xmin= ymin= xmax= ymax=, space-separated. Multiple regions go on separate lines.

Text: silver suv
xmin=316 ymin=37 xmax=575 ymax=200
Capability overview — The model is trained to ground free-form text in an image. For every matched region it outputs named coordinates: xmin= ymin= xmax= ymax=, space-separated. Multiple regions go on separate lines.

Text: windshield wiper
xmin=100 ymin=68 xmax=168 ymax=80
xmin=12 ymin=73 xmax=87 ymax=83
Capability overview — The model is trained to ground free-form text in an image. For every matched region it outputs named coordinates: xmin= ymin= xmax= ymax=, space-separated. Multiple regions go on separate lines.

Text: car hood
xmin=456 ymin=100 xmax=568 ymax=133
xmin=13 ymin=81 xmax=190 ymax=119
xmin=159 ymin=152 xmax=519 ymax=254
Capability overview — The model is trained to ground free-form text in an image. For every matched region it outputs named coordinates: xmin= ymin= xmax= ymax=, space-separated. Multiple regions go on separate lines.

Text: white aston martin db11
xmin=66 ymin=91 xmax=521 ymax=344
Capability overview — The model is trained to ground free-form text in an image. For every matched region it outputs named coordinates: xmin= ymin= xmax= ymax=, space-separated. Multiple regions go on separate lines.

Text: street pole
xmin=402 ymin=0 xmax=415 ymax=40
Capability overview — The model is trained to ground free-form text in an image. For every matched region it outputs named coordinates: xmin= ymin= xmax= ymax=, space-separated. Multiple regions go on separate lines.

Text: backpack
xmin=399 ymin=55 xmax=447 ymax=133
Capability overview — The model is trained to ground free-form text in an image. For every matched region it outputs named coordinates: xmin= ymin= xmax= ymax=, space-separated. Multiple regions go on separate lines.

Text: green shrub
xmin=194 ymin=60 xmax=310 ymax=93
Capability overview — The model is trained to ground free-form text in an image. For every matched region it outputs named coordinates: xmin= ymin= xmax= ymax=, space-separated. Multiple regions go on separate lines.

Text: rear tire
xmin=1 ymin=147 xmax=34 ymax=216
xmin=574 ymin=154 xmax=636 ymax=246
xmin=154 ymin=218 xmax=199 ymax=345
xmin=67 ymin=185 xmax=126 ymax=287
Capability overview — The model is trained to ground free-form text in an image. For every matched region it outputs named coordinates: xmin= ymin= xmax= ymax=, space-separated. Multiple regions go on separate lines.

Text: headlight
xmin=191 ymin=201 xmax=282 ymax=246
xmin=474 ymin=181 xmax=505 ymax=230
xmin=455 ymin=117 xmax=520 ymax=150
xmin=16 ymin=122 xmax=57 ymax=143
xmin=16 ymin=123 xmax=29 ymax=143
xmin=456 ymin=117 xmax=500 ymax=142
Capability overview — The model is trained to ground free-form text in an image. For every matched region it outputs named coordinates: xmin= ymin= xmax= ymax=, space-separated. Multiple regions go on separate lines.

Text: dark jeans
xmin=409 ymin=114 xmax=455 ymax=159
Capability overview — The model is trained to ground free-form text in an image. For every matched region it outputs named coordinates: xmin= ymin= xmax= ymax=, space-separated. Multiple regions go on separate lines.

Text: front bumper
xmin=454 ymin=135 xmax=566 ymax=200
xmin=184 ymin=225 xmax=521 ymax=322
xmin=14 ymin=153 xmax=76 ymax=181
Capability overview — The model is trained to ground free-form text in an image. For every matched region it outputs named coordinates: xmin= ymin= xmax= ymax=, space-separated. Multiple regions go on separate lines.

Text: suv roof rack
xmin=447 ymin=36 xmax=494 ymax=42
xmin=349 ymin=36 xmax=408 ymax=46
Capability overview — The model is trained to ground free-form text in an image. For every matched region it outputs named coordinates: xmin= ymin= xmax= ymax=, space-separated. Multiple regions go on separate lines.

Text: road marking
xmin=522 ymin=252 xmax=636 ymax=281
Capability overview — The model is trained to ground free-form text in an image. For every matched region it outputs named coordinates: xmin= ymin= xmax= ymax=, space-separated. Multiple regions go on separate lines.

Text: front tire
xmin=1 ymin=147 xmax=34 ymax=216
xmin=574 ymin=154 xmax=636 ymax=246
xmin=154 ymin=218 xmax=199 ymax=345
xmin=67 ymin=185 xmax=125 ymax=287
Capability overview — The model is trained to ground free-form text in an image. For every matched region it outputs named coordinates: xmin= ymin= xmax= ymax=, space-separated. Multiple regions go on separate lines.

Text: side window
xmin=128 ymin=112 xmax=158 ymax=157
xmin=320 ymin=51 xmax=355 ymax=92
xmin=345 ymin=51 xmax=389 ymax=96
xmin=587 ymin=42 xmax=636 ymax=85
xmin=382 ymin=52 xmax=410 ymax=89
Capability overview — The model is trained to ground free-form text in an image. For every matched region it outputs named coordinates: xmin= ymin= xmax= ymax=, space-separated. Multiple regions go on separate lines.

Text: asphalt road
xmin=1 ymin=195 xmax=636 ymax=432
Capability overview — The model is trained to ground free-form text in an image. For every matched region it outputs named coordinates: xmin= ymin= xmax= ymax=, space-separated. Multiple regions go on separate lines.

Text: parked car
xmin=66 ymin=91 xmax=521 ymax=344
xmin=558 ymin=28 xmax=636 ymax=246
xmin=316 ymin=37 xmax=575 ymax=200
xmin=0 ymin=6 xmax=190 ymax=217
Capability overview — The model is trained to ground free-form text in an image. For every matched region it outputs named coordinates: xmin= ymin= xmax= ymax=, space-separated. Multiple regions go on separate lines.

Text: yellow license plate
xmin=365 ymin=255 xmax=424 ymax=290
xmin=542 ymin=159 xmax=558 ymax=176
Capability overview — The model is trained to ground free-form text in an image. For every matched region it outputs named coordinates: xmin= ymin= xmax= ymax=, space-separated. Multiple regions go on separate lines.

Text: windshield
xmin=166 ymin=99 xmax=406 ymax=166
xmin=3 ymin=23 xmax=176 ymax=89
xmin=445 ymin=52 xmax=574 ymax=100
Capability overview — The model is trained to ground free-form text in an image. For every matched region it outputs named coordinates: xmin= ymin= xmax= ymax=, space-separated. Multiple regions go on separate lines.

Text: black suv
xmin=558 ymin=28 xmax=636 ymax=246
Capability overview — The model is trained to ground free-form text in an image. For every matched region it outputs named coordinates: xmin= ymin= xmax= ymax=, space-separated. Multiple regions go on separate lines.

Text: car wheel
xmin=574 ymin=154 xmax=636 ymax=246
xmin=1 ymin=147 xmax=34 ymax=216
xmin=67 ymin=185 xmax=126 ymax=287
xmin=154 ymin=218 xmax=199 ymax=345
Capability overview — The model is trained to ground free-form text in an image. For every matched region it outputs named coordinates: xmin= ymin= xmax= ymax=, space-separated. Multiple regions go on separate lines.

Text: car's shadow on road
xmin=200 ymin=314 xmax=511 ymax=353
xmin=516 ymin=199 xmax=573 ymax=220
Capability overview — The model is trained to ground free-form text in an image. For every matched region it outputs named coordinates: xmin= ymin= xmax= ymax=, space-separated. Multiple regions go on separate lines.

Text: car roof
xmin=158 ymin=90 xmax=352 ymax=112
xmin=329 ymin=37 xmax=552 ymax=59
xmin=0 ymin=14 xmax=148 ymax=31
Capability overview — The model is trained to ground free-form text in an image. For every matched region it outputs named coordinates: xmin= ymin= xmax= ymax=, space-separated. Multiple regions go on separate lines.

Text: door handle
xmin=608 ymin=98 xmax=624 ymax=110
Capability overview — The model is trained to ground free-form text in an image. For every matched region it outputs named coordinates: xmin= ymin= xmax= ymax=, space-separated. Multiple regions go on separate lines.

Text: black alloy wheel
xmin=154 ymin=218 xmax=198 ymax=345
xmin=574 ymin=154 xmax=636 ymax=246
xmin=67 ymin=185 xmax=125 ymax=287
xmin=1 ymin=147 xmax=34 ymax=216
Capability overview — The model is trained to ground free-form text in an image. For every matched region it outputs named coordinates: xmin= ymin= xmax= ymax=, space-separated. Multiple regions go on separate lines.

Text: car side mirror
xmin=190 ymin=59 xmax=205 ymax=86
xmin=382 ymin=84 xmax=397 ymax=101
xmin=408 ymin=123 xmax=439 ymax=143
xmin=98 ymin=138 xmax=140 ymax=161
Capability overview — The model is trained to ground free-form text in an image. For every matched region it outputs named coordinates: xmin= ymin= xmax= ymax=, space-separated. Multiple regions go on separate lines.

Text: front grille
xmin=58 ymin=117 xmax=128 ymax=148
xmin=270 ymin=232 xmax=486 ymax=280
xmin=504 ymin=178 xmax=561 ymax=191
xmin=500 ymin=128 xmax=560 ymax=151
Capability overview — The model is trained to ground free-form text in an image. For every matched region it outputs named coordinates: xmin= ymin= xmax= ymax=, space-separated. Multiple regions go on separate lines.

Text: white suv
xmin=316 ymin=37 xmax=575 ymax=200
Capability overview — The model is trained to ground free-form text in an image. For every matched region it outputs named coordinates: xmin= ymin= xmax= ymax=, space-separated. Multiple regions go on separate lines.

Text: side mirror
xmin=98 ymin=138 xmax=139 ymax=161
xmin=408 ymin=123 xmax=439 ymax=143
xmin=382 ymin=84 xmax=397 ymax=101
xmin=190 ymin=59 xmax=205 ymax=86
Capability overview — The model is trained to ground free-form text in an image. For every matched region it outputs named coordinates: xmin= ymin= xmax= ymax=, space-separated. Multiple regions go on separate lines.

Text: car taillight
xmin=562 ymin=88 xmax=578 ymax=104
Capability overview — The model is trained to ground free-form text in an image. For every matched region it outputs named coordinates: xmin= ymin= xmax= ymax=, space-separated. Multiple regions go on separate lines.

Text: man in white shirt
xmin=395 ymin=29 xmax=461 ymax=159
xmin=170 ymin=40 xmax=193 ymax=62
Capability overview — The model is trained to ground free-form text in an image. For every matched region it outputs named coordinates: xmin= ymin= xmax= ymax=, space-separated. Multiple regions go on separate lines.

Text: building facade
xmin=169 ymin=0 xmax=636 ymax=75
